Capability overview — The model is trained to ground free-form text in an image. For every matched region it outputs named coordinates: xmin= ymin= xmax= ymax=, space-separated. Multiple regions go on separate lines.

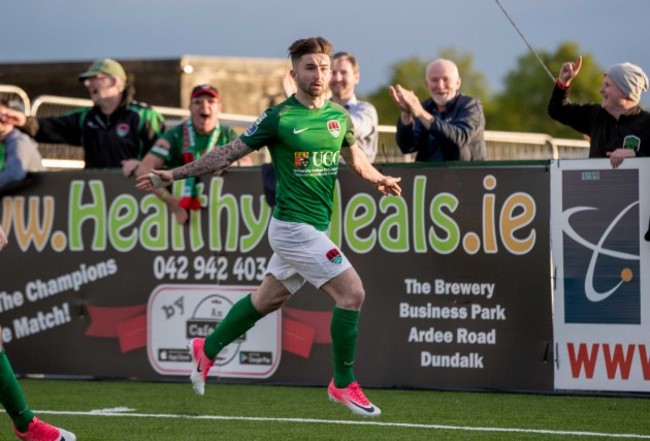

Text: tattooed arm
xmin=135 ymin=138 xmax=253 ymax=191
xmin=173 ymin=138 xmax=253 ymax=180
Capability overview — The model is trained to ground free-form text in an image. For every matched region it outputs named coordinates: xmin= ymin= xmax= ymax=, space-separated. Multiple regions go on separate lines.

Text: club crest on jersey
xmin=327 ymin=120 xmax=341 ymax=138
xmin=116 ymin=123 xmax=130 ymax=137
xmin=326 ymin=248 xmax=343 ymax=264
xmin=294 ymin=152 xmax=310 ymax=168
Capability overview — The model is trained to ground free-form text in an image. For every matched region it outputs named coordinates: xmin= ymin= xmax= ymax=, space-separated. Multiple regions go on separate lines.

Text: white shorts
xmin=266 ymin=218 xmax=352 ymax=294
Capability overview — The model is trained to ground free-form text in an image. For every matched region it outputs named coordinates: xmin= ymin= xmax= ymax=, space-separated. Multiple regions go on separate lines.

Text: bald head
xmin=425 ymin=59 xmax=461 ymax=108
xmin=426 ymin=59 xmax=459 ymax=80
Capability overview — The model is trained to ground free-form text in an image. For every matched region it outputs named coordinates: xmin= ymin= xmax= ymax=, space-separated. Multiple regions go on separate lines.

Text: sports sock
xmin=203 ymin=293 xmax=264 ymax=359
xmin=0 ymin=348 xmax=35 ymax=433
xmin=331 ymin=307 xmax=360 ymax=388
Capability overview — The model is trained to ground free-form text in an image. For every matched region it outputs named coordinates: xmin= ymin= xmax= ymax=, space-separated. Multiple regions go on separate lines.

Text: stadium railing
xmin=0 ymin=84 xmax=31 ymax=115
xmin=24 ymin=92 xmax=589 ymax=169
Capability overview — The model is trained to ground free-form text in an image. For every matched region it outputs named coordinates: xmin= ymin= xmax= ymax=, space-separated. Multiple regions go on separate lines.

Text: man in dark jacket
xmin=0 ymin=58 xmax=164 ymax=171
xmin=389 ymin=59 xmax=486 ymax=161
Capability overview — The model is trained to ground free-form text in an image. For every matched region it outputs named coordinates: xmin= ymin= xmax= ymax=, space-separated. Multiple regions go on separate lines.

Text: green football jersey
xmin=150 ymin=122 xmax=238 ymax=167
xmin=242 ymin=95 xmax=355 ymax=231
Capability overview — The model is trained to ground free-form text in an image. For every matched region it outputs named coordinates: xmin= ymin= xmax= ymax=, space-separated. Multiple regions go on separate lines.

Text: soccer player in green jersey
xmin=136 ymin=36 xmax=401 ymax=417
xmin=0 ymin=230 xmax=76 ymax=440
xmin=0 ymin=327 xmax=77 ymax=440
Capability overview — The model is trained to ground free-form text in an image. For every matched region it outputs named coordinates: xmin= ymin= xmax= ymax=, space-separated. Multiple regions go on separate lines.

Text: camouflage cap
xmin=78 ymin=58 xmax=127 ymax=83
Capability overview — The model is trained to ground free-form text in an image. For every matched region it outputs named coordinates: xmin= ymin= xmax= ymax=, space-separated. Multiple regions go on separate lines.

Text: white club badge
xmin=327 ymin=120 xmax=341 ymax=138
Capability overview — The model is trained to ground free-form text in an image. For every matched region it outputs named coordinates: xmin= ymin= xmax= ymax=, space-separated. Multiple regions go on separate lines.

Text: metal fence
xmin=0 ymin=84 xmax=31 ymax=115
xmin=30 ymin=95 xmax=265 ymax=169
xmin=11 ymin=88 xmax=590 ymax=169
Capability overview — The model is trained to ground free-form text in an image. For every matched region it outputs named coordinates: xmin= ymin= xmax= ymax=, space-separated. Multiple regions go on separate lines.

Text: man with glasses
xmin=0 ymin=58 xmax=164 ymax=170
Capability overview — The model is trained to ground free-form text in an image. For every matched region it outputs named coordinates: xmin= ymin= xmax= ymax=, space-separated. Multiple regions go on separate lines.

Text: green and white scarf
xmin=179 ymin=120 xmax=220 ymax=210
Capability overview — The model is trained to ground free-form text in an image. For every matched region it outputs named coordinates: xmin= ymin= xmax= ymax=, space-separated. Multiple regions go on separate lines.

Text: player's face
xmin=330 ymin=59 xmax=359 ymax=101
xmin=190 ymin=95 xmax=221 ymax=134
xmin=600 ymin=75 xmax=628 ymax=114
xmin=293 ymin=54 xmax=331 ymax=98
xmin=425 ymin=62 xmax=461 ymax=107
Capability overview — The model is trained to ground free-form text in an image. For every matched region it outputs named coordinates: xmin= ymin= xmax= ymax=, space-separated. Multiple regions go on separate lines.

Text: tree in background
xmin=488 ymin=42 xmax=603 ymax=138
xmin=364 ymin=47 xmax=491 ymax=125
xmin=365 ymin=57 xmax=426 ymax=125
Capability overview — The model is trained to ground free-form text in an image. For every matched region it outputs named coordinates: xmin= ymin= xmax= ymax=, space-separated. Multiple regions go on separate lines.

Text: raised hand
xmin=389 ymin=85 xmax=410 ymax=113
xmin=0 ymin=105 xmax=27 ymax=127
xmin=558 ymin=56 xmax=583 ymax=87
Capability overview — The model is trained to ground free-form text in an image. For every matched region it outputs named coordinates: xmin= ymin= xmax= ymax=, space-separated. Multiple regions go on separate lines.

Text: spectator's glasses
xmin=83 ymin=74 xmax=113 ymax=88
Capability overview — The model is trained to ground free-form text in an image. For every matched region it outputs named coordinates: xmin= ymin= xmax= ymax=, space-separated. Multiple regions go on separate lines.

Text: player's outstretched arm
xmin=135 ymin=169 xmax=173 ymax=191
xmin=135 ymin=138 xmax=253 ymax=191
xmin=341 ymin=144 xmax=402 ymax=196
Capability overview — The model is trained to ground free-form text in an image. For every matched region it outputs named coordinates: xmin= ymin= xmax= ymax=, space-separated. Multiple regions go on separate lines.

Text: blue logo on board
xmin=561 ymin=169 xmax=640 ymax=324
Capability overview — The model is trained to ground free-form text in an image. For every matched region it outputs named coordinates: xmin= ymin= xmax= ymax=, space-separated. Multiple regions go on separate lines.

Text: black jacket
xmin=395 ymin=94 xmax=486 ymax=161
xmin=23 ymin=87 xmax=165 ymax=168
xmin=548 ymin=83 xmax=650 ymax=158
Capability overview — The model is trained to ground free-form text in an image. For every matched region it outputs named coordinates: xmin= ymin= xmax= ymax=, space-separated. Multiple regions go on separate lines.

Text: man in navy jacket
xmin=389 ymin=59 xmax=486 ymax=161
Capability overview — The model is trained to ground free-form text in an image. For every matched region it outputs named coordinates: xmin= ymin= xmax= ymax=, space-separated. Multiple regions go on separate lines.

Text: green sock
xmin=0 ymin=348 xmax=35 ymax=433
xmin=331 ymin=307 xmax=360 ymax=388
xmin=204 ymin=293 xmax=264 ymax=359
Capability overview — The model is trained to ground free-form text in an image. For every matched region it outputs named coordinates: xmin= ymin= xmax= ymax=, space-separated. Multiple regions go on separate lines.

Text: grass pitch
xmin=1 ymin=379 xmax=649 ymax=440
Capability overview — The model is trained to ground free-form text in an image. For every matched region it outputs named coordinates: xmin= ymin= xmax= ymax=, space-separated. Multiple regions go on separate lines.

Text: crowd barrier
xmin=1 ymin=84 xmax=590 ymax=169
xmin=0 ymin=84 xmax=31 ymax=115
xmin=1 ymin=159 xmax=648 ymax=396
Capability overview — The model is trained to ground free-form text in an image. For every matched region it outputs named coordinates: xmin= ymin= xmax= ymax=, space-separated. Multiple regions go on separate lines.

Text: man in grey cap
xmin=0 ymin=58 xmax=164 ymax=170
xmin=548 ymin=55 xmax=650 ymax=168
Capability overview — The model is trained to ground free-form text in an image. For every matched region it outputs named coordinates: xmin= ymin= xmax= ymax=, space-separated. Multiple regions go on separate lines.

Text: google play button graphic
xmin=147 ymin=284 xmax=281 ymax=378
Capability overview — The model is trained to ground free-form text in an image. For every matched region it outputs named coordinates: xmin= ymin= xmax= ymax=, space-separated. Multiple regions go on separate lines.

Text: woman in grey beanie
xmin=548 ymin=56 xmax=650 ymax=241
xmin=548 ymin=55 xmax=650 ymax=168
xmin=606 ymin=62 xmax=649 ymax=104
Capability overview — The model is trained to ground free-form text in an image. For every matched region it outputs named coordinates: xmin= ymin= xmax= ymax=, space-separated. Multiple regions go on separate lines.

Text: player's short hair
xmin=288 ymin=37 xmax=333 ymax=64
xmin=333 ymin=52 xmax=359 ymax=74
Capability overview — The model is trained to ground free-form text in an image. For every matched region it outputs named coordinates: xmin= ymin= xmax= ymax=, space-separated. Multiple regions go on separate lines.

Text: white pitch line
xmin=30 ymin=409 xmax=650 ymax=439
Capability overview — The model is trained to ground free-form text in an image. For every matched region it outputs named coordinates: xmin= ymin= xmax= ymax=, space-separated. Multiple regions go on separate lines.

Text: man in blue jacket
xmin=389 ymin=59 xmax=486 ymax=161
